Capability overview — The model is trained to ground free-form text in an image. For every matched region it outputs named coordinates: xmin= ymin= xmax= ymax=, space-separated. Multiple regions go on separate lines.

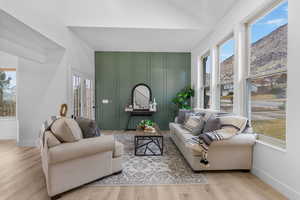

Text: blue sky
xmin=220 ymin=1 xmax=288 ymax=62
xmin=1 ymin=71 xmax=16 ymax=89
xmin=6 ymin=71 xmax=16 ymax=87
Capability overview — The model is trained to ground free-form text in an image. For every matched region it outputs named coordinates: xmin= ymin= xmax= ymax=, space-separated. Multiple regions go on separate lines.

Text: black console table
xmin=125 ymin=110 xmax=155 ymax=131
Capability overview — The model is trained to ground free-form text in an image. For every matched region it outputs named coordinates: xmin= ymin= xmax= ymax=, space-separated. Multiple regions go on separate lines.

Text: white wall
xmin=0 ymin=1 xmax=94 ymax=146
xmin=191 ymin=0 xmax=300 ymax=199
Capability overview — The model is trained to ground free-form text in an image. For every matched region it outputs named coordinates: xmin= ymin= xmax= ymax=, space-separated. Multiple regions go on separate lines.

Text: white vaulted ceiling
xmin=66 ymin=0 xmax=239 ymax=52
xmin=165 ymin=0 xmax=238 ymax=27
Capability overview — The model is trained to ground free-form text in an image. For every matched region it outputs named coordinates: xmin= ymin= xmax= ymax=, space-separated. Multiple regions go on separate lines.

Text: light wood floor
xmin=0 ymin=140 xmax=287 ymax=200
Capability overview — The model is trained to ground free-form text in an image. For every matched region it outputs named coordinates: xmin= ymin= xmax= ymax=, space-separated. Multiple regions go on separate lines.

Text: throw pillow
xmin=185 ymin=111 xmax=206 ymax=122
xmin=51 ymin=118 xmax=83 ymax=142
xmin=45 ymin=131 xmax=61 ymax=148
xmin=177 ymin=109 xmax=192 ymax=124
xmin=203 ymin=115 xmax=221 ymax=133
xmin=75 ymin=117 xmax=101 ymax=138
xmin=182 ymin=116 xmax=205 ymax=136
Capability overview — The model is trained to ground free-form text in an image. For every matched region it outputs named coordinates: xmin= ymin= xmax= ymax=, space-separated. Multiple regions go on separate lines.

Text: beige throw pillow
xmin=45 ymin=131 xmax=61 ymax=148
xmin=182 ymin=116 xmax=205 ymax=136
xmin=51 ymin=118 xmax=83 ymax=142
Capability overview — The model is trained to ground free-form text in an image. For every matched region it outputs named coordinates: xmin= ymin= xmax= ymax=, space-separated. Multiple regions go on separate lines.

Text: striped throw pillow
xmin=182 ymin=116 xmax=205 ymax=136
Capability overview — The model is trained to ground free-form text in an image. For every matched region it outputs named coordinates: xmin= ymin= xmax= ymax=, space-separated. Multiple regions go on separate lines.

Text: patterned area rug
xmin=92 ymin=133 xmax=207 ymax=186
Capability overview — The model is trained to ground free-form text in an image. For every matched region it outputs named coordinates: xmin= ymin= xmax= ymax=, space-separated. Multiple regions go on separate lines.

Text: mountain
xmin=219 ymin=24 xmax=287 ymax=83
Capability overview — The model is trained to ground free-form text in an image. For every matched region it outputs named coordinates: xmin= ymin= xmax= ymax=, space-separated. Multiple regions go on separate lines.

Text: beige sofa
xmin=169 ymin=114 xmax=256 ymax=171
xmin=40 ymin=132 xmax=123 ymax=198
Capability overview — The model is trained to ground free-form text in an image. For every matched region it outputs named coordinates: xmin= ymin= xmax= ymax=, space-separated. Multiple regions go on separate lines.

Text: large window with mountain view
xmin=0 ymin=68 xmax=16 ymax=118
xmin=202 ymin=55 xmax=211 ymax=109
xmin=248 ymin=1 xmax=287 ymax=144
xmin=219 ymin=38 xmax=235 ymax=113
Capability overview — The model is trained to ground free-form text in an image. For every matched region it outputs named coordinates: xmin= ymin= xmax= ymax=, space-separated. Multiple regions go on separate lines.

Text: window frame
xmin=200 ymin=52 xmax=211 ymax=109
xmin=245 ymin=0 xmax=288 ymax=145
xmin=72 ymin=73 xmax=82 ymax=117
xmin=217 ymin=34 xmax=235 ymax=113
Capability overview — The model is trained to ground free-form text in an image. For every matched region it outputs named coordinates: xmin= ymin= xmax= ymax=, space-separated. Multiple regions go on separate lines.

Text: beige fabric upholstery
xmin=49 ymin=152 xmax=113 ymax=196
xmin=45 ymin=131 xmax=61 ymax=148
xmin=48 ymin=135 xmax=115 ymax=164
xmin=113 ymin=141 xmax=124 ymax=158
xmin=169 ymin=122 xmax=256 ymax=171
xmin=41 ymin=133 xmax=123 ymax=197
xmin=219 ymin=115 xmax=248 ymax=133
xmin=64 ymin=118 xmax=83 ymax=139
xmin=51 ymin=118 xmax=82 ymax=142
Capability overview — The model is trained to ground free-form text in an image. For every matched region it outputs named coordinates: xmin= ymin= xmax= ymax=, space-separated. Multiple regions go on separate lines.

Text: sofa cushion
xmin=182 ymin=116 xmax=205 ymax=136
xmin=177 ymin=109 xmax=192 ymax=124
xmin=188 ymin=134 xmax=256 ymax=156
xmin=51 ymin=118 xmax=83 ymax=142
xmin=170 ymin=122 xmax=256 ymax=156
xmin=211 ymin=134 xmax=256 ymax=147
xmin=203 ymin=115 xmax=221 ymax=133
xmin=113 ymin=141 xmax=124 ymax=158
xmin=45 ymin=131 xmax=61 ymax=148
xmin=48 ymin=135 xmax=115 ymax=164
xmin=170 ymin=123 xmax=194 ymax=142
xmin=75 ymin=117 xmax=101 ymax=138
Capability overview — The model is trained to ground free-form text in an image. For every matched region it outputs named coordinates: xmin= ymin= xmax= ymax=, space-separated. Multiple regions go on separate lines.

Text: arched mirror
xmin=132 ymin=83 xmax=152 ymax=111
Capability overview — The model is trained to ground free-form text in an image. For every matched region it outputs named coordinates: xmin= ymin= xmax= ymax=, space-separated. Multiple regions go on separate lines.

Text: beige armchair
xmin=40 ymin=131 xmax=123 ymax=199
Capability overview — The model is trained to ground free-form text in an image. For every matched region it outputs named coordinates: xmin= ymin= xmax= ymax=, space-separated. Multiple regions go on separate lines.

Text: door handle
xmin=102 ymin=99 xmax=110 ymax=104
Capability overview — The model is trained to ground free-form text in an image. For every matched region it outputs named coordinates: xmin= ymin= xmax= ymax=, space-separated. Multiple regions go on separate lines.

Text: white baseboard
xmin=17 ymin=139 xmax=36 ymax=147
xmin=252 ymin=167 xmax=300 ymax=200
xmin=0 ymin=135 xmax=16 ymax=140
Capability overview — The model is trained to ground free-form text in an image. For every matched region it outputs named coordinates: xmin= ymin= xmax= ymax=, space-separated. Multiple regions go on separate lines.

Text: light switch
xmin=102 ymin=99 xmax=109 ymax=104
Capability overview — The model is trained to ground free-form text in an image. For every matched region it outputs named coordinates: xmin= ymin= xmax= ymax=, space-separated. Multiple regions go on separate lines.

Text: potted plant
xmin=137 ymin=120 xmax=154 ymax=130
xmin=172 ymin=86 xmax=195 ymax=110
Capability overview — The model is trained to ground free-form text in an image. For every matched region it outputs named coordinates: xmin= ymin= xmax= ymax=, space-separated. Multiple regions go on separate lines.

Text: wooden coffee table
xmin=134 ymin=126 xmax=163 ymax=156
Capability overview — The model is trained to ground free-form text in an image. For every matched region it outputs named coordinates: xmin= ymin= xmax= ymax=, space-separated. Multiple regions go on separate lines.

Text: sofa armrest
xmin=48 ymin=135 xmax=114 ymax=164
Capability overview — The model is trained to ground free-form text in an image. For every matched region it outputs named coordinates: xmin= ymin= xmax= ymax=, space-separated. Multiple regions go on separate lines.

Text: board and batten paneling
xmin=95 ymin=52 xmax=191 ymax=130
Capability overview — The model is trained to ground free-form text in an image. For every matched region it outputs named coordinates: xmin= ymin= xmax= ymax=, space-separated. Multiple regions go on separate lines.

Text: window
xmin=202 ymin=55 xmax=211 ymax=108
xmin=83 ymin=79 xmax=93 ymax=119
xmin=248 ymin=1 xmax=287 ymax=143
xmin=219 ymin=38 xmax=235 ymax=113
xmin=0 ymin=68 xmax=16 ymax=118
xmin=72 ymin=75 xmax=81 ymax=117
xmin=72 ymin=73 xmax=94 ymax=119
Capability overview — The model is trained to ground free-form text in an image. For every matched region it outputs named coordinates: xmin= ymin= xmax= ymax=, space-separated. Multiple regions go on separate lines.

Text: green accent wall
xmin=95 ymin=52 xmax=191 ymax=130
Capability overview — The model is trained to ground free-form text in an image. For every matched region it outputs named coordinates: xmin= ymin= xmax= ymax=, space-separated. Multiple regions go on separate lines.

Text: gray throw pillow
xmin=182 ymin=116 xmax=205 ymax=136
xmin=203 ymin=115 xmax=221 ymax=133
xmin=75 ymin=117 xmax=101 ymax=138
xmin=185 ymin=112 xmax=206 ymax=122
xmin=177 ymin=109 xmax=192 ymax=124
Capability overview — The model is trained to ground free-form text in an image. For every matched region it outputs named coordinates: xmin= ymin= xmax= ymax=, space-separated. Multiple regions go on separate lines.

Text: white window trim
xmin=194 ymin=0 xmax=287 ymax=148
xmin=199 ymin=52 xmax=211 ymax=109
xmin=243 ymin=0 xmax=288 ymax=145
xmin=216 ymin=34 xmax=235 ymax=113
